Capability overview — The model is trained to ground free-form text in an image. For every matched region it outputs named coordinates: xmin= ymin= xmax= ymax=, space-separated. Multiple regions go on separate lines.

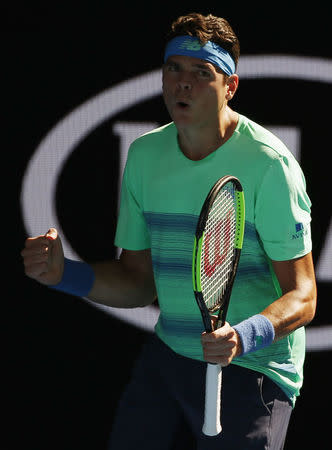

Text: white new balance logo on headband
xmin=164 ymin=36 xmax=236 ymax=75
xmin=179 ymin=38 xmax=202 ymax=51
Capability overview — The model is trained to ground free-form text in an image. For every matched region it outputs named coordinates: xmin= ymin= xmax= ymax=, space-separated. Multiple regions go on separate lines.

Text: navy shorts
xmin=108 ymin=335 xmax=292 ymax=449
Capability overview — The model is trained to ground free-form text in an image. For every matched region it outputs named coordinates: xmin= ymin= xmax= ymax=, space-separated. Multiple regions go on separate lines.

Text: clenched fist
xmin=21 ymin=228 xmax=64 ymax=286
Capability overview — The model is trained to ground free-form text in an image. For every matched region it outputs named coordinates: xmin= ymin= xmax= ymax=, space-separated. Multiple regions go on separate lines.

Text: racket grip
xmin=202 ymin=363 xmax=222 ymax=436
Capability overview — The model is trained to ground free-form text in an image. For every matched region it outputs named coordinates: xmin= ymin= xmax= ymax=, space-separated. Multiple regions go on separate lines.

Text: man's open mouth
xmin=176 ymin=101 xmax=190 ymax=108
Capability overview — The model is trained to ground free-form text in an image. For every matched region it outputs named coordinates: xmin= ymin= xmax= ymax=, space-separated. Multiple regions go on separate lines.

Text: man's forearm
xmin=88 ymin=259 xmax=156 ymax=308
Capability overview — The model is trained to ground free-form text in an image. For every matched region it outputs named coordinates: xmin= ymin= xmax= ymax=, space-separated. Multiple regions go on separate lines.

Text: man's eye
xmin=167 ymin=64 xmax=179 ymax=72
xmin=198 ymin=70 xmax=211 ymax=78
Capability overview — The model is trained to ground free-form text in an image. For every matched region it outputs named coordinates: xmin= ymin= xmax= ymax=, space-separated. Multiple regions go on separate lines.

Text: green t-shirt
xmin=115 ymin=114 xmax=312 ymax=405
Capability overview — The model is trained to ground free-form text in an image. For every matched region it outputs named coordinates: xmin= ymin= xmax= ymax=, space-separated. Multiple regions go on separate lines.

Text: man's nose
xmin=177 ymin=72 xmax=192 ymax=90
xmin=178 ymin=81 xmax=192 ymax=90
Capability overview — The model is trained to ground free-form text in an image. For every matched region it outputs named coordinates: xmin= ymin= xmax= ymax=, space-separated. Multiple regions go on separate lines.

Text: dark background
xmin=5 ymin=3 xmax=331 ymax=449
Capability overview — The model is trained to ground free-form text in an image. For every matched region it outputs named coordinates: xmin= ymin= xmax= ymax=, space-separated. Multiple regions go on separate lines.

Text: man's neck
xmin=177 ymin=107 xmax=238 ymax=161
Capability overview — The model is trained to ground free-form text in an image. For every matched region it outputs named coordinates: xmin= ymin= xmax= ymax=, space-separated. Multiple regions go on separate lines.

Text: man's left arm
xmin=202 ymin=252 xmax=317 ymax=365
xmin=261 ymin=252 xmax=317 ymax=340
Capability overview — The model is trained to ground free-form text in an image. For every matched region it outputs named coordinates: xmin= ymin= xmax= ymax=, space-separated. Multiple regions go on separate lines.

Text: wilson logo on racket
xmin=203 ymin=211 xmax=232 ymax=278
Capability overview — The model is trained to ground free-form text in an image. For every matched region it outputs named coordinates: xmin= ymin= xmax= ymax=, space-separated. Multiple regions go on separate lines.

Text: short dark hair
xmin=167 ymin=13 xmax=240 ymax=68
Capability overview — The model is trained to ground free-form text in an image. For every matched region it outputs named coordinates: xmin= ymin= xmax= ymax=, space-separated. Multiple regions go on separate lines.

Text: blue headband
xmin=164 ymin=35 xmax=236 ymax=76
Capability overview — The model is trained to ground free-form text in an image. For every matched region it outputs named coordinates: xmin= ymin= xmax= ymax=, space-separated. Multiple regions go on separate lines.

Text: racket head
xmin=192 ymin=176 xmax=245 ymax=332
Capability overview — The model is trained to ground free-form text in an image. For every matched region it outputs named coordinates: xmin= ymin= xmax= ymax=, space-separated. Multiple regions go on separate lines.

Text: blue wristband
xmin=50 ymin=258 xmax=95 ymax=297
xmin=233 ymin=314 xmax=275 ymax=355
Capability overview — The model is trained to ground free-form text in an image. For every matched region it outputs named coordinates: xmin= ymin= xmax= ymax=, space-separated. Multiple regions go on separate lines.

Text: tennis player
xmin=21 ymin=13 xmax=317 ymax=449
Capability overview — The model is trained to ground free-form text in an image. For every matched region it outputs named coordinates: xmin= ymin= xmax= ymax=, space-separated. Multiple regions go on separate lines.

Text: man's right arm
xmin=89 ymin=248 xmax=157 ymax=308
xmin=21 ymin=228 xmax=157 ymax=308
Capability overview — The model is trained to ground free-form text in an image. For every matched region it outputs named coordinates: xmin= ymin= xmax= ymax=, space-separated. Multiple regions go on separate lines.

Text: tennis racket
xmin=192 ymin=175 xmax=245 ymax=436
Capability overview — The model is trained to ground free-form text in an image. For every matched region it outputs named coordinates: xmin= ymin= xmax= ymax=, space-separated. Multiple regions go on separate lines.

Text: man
xmin=22 ymin=13 xmax=316 ymax=449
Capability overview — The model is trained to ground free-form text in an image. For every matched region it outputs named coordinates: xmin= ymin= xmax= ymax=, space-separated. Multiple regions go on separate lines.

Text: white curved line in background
xmin=21 ymin=55 xmax=332 ymax=350
xmin=20 ymin=69 xmax=162 ymax=260
xmin=238 ymin=55 xmax=332 ymax=83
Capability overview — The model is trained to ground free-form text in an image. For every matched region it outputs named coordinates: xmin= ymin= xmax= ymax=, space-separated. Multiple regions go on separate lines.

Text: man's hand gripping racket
xmin=192 ymin=175 xmax=245 ymax=436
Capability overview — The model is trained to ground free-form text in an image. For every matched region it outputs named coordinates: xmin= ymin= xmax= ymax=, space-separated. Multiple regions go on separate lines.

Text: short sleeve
xmin=255 ymin=155 xmax=312 ymax=261
xmin=114 ymin=145 xmax=151 ymax=250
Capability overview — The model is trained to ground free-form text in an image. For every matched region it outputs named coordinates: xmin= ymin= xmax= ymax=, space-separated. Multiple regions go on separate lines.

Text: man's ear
xmin=226 ymin=74 xmax=239 ymax=100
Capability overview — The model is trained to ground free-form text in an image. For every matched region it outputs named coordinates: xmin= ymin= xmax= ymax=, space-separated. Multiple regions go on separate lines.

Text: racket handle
xmin=203 ymin=363 xmax=222 ymax=436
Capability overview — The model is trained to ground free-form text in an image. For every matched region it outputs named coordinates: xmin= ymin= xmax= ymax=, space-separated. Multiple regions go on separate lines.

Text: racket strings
xmin=201 ymin=184 xmax=237 ymax=311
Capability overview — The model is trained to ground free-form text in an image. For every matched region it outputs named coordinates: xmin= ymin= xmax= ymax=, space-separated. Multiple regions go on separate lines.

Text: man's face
xmin=162 ymin=54 xmax=230 ymax=130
